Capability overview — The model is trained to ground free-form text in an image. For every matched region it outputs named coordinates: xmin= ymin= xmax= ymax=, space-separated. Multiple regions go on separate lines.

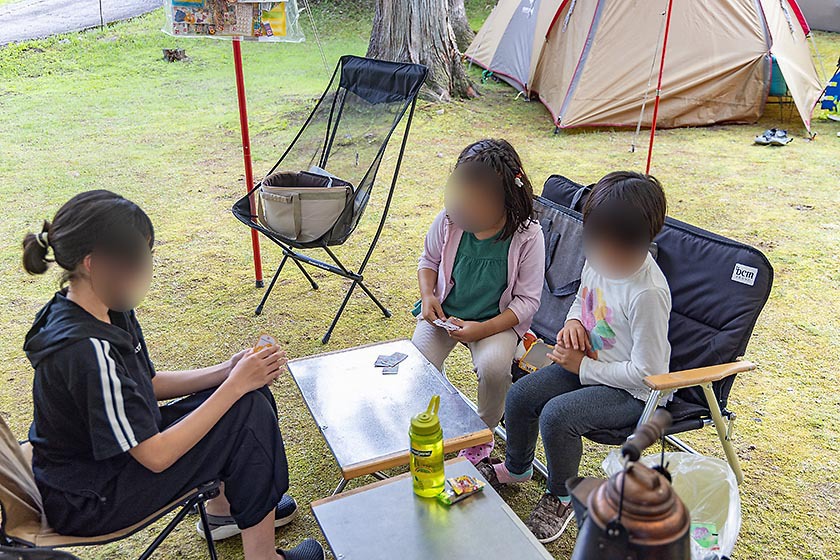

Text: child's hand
xmin=557 ymin=319 xmax=591 ymax=352
xmin=548 ymin=344 xmax=585 ymax=374
xmin=447 ymin=318 xmax=487 ymax=343
xmin=421 ymin=295 xmax=446 ymax=324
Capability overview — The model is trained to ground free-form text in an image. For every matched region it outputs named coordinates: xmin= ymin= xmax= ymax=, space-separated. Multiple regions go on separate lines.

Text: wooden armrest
xmin=643 ymin=361 xmax=756 ymax=391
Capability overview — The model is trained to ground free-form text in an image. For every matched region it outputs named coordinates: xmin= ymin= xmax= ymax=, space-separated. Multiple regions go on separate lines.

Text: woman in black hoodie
xmin=22 ymin=190 xmax=323 ymax=560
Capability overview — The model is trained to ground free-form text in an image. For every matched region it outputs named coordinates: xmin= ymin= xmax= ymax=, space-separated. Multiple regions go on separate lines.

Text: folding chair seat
xmin=0 ymin=417 xmax=220 ymax=560
xmin=521 ymin=175 xmax=774 ymax=484
xmin=233 ymin=55 xmax=428 ymax=343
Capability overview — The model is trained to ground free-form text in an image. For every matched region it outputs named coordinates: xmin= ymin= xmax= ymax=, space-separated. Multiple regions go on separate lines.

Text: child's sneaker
xmin=197 ymin=494 xmax=298 ymax=541
xmin=525 ymin=493 xmax=574 ymax=544
xmin=278 ymin=538 xmax=325 ymax=560
xmin=475 ymin=458 xmax=532 ymax=490
xmin=458 ymin=440 xmax=494 ymax=464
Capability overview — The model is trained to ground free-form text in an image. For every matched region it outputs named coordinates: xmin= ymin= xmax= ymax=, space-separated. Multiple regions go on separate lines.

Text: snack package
xmin=436 ymin=475 xmax=486 ymax=506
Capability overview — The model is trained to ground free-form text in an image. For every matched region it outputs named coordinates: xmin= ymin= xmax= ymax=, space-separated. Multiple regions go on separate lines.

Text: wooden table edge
xmin=338 ymin=429 xmax=493 ymax=480
xmin=312 ymin=457 xmax=470 ymax=508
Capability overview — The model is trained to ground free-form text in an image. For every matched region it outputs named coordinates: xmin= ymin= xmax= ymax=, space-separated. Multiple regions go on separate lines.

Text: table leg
xmin=332 ymin=478 xmax=349 ymax=496
xmin=371 ymin=471 xmax=389 ymax=481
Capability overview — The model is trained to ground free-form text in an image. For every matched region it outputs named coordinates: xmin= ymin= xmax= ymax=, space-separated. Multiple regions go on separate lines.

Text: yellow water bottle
xmin=410 ymin=395 xmax=445 ymax=498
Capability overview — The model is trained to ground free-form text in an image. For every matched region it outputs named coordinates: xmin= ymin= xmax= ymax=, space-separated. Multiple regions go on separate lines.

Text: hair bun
xmin=22 ymin=221 xmax=52 ymax=275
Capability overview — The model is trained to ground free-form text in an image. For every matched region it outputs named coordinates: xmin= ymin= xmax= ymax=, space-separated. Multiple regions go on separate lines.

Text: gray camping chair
xmin=0 ymin=417 xmax=220 ymax=560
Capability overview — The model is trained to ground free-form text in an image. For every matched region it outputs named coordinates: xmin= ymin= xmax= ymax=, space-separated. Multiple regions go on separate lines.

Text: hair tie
xmin=35 ymin=232 xmax=49 ymax=249
xmin=514 ymin=172 xmax=524 ymax=188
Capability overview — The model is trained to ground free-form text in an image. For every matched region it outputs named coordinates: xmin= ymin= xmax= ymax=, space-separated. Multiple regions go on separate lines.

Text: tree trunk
xmin=449 ymin=0 xmax=475 ymax=52
xmin=367 ymin=0 xmax=475 ymax=102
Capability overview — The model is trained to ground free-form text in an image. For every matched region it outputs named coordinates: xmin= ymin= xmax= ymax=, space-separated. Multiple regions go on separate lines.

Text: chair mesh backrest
xmin=536 ymin=175 xmax=773 ymax=412
xmin=0 ymin=416 xmax=44 ymax=543
xmin=263 ymin=55 xmax=427 ymax=245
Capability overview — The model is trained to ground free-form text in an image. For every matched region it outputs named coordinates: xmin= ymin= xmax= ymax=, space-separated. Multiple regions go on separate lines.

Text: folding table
xmin=311 ymin=458 xmax=554 ymax=560
xmin=288 ymin=340 xmax=492 ymax=494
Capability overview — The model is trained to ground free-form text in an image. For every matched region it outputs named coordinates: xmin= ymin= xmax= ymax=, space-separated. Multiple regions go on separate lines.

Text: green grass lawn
xmin=1 ymin=2 xmax=838 ymax=559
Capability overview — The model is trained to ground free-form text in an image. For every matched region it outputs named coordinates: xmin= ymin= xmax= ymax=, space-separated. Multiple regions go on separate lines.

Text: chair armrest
xmin=643 ymin=361 xmax=756 ymax=391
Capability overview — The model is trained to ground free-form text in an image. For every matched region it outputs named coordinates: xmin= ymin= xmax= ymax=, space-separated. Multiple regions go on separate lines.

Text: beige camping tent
xmin=466 ymin=0 xmax=823 ymax=131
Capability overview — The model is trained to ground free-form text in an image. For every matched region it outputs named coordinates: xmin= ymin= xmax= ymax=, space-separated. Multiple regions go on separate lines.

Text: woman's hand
xmin=421 ymin=295 xmax=446 ymax=324
xmin=548 ymin=344 xmax=585 ymax=374
xmin=223 ymin=345 xmax=286 ymax=397
xmin=447 ymin=318 xmax=488 ymax=343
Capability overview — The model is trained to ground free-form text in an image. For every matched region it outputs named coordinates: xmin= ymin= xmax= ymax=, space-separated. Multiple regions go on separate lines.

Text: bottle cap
xmin=411 ymin=395 xmax=441 ymax=436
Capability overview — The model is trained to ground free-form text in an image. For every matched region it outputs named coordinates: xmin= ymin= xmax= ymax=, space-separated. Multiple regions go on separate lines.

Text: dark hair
xmin=582 ymin=171 xmax=667 ymax=248
xmin=455 ymin=138 xmax=534 ymax=241
xmin=22 ymin=190 xmax=155 ymax=283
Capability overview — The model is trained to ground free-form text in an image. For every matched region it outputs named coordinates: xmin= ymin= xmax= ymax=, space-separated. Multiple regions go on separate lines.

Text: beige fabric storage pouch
xmin=257 ymin=171 xmax=353 ymax=243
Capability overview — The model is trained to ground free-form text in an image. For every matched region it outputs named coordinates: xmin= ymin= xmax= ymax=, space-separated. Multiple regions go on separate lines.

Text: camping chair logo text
xmin=731 ymin=263 xmax=758 ymax=286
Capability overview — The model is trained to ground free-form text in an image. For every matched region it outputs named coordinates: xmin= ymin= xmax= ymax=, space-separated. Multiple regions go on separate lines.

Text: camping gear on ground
xmin=603 ymin=450 xmax=742 ymax=560
xmin=286 ymin=340 xmax=492 ymax=495
xmin=487 ymin=174 xmax=773 ymax=484
xmin=568 ymin=410 xmax=691 ymax=560
xmin=311 ymin=459 xmax=554 ymax=560
xmin=233 ymin=55 xmax=428 ymax=344
xmin=465 ymin=0 xmax=823 ymax=133
xmin=0 ymin=416 xmax=221 ymax=560
xmin=409 ymin=395 xmax=445 ymax=498
xmin=754 ymin=129 xmax=793 ymax=146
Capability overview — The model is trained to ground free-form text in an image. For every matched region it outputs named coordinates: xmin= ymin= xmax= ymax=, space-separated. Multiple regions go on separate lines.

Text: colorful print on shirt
xmin=581 ymin=286 xmax=616 ymax=359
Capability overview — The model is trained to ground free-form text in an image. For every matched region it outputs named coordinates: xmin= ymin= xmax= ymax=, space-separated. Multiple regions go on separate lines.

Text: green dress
xmin=441 ymin=231 xmax=512 ymax=322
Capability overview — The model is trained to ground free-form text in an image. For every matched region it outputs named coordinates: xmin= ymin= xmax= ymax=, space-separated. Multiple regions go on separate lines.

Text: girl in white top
xmin=477 ymin=171 xmax=672 ymax=545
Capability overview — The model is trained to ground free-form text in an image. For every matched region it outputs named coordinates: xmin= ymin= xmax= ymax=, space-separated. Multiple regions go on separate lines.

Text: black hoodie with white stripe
xmin=24 ymin=290 xmax=161 ymax=496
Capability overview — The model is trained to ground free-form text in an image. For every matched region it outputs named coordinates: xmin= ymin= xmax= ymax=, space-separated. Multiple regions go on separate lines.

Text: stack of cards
xmin=375 ymin=351 xmax=407 ymax=374
xmin=254 ymin=333 xmax=277 ymax=351
xmin=433 ymin=318 xmax=462 ymax=332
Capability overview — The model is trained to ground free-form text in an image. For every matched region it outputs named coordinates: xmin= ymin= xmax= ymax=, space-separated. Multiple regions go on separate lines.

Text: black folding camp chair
xmin=233 ymin=55 xmax=428 ymax=344
xmin=508 ymin=175 xmax=772 ymax=484
xmin=0 ymin=417 xmax=220 ymax=560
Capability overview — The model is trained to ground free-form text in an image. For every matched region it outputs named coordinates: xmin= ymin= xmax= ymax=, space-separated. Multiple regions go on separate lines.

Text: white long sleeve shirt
xmin=566 ymin=253 xmax=672 ymax=401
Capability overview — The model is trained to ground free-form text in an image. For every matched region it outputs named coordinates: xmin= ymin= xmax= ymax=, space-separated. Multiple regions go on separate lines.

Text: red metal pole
xmin=645 ymin=0 xmax=674 ymax=175
xmin=232 ymin=38 xmax=264 ymax=287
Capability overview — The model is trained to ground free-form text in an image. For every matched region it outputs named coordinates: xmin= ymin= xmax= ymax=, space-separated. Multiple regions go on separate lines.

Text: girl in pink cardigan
xmin=412 ymin=139 xmax=545 ymax=464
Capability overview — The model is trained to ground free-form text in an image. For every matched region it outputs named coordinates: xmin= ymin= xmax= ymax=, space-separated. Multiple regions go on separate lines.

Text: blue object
xmin=820 ymin=66 xmax=839 ymax=112
xmin=769 ymin=55 xmax=788 ymax=97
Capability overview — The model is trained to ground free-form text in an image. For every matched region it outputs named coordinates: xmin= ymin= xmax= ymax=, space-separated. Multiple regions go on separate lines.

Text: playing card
xmin=382 ymin=365 xmax=399 ymax=375
xmin=254 ymin=334 xmax=276 ymax=352
xmin=375 ymin=352 xmax=409 ymax=368
xmin=433 ymin=318 xmax=462 ymax=331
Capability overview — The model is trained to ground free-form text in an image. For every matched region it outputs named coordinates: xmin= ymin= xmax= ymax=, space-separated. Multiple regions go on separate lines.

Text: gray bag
xmin=257 ymin=171 xmax=354 ymax=243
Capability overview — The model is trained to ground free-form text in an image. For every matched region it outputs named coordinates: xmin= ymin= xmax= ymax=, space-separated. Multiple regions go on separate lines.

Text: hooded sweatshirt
xmin=24 ymin=290 xmax=161 ymax=496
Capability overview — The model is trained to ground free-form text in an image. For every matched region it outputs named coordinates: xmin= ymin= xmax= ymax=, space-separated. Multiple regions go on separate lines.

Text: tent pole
xmin=232 ymin=38 xmax=264 ymax=288
xmin=631 ymin=9 xmax=667 ymax=153
xmin=645 ymin=0 xmax=674 ymax=175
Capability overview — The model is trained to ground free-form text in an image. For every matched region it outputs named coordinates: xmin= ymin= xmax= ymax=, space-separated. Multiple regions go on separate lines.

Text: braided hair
xmin=455 ymin=139 xmax=535 ymax=241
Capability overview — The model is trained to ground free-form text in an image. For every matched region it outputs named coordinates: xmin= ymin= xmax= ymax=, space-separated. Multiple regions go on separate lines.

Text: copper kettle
xmin=568 ymin=410 xmax=691 ymax=560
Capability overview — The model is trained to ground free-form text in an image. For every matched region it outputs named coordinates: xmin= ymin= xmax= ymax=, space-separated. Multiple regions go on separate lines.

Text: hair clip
xmin=514 ymin=172 xmax=524 ymax=188
xmin=35 ymin=232 xmax=49 ymax=249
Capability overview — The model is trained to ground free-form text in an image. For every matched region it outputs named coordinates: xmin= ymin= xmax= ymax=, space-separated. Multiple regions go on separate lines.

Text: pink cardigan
xmin=418 ymin=210 xmax=545 ymax=338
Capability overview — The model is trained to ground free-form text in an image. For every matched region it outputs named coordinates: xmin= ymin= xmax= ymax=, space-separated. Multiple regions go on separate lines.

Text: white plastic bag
xmin=602 ymin=451 xmax=741 ymax=559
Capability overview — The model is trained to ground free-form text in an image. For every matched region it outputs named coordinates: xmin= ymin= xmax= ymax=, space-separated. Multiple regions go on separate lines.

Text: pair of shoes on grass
xmin=754 ymin=128 xmax=793 ymax=145
xmin=196 ymin=495 xmax=324 ymax=559
xmin=476 ymin=459 xmax=574 ymax=544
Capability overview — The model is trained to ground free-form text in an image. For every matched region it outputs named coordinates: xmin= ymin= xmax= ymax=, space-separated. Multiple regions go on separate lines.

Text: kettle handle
xmin=622 ymin=409 xmax=672 ymax=462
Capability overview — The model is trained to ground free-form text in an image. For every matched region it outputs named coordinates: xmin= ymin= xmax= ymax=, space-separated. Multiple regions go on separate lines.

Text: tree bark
xmin=449 ymin=0 xmax=475 ymax=52
xmin=367 ymin=0 xmax=475 ymax=102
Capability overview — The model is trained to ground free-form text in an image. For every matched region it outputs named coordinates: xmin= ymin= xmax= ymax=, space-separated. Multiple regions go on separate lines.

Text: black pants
xmin=42 ymin=386 xmax=289 ymax=535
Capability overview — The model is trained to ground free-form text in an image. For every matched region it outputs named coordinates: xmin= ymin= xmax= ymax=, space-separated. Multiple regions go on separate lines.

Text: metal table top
xmin=288 ymin=340 xmax=492 ymax=479
xmin=312 ymin=458 xmax=554 ymax=560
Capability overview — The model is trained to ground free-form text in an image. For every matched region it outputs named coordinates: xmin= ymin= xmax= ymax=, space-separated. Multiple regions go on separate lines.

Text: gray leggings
xmin=504 ymin=363 xmax=645 ymax=496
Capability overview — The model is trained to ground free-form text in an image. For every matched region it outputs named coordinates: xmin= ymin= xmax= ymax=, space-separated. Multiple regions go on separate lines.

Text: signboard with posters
xmin=164 ymin=0 xmax=305 ymax=42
